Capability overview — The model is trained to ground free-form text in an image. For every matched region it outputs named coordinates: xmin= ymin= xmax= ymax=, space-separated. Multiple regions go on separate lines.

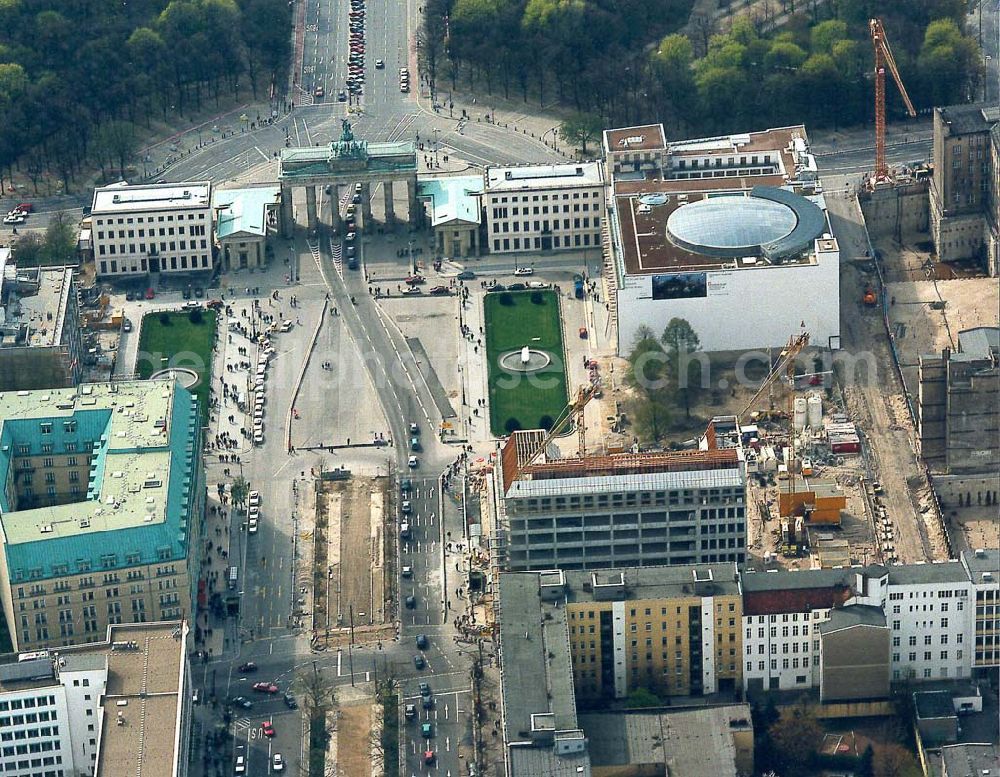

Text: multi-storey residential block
xmin=929 ymin=104 xmax=999 ymax=267
xmin=963 ymin=548 xmax=1000 ymax=674
xmin=741 ymin=558 xmax=983 ymax=694
xmin=482 ymin=162 xmax=604 ymax=254
xmin=0 ymin=621 xmax=191 ymax=777
xmin=91 ymin=182 xmax=213 ymax=279
xmin=0 ymin=255 xmax=83 ymax=391
xmin=740 ymin=566 xmax=856 ymax=693
xmin=0 ymin=381 xmax=205 ymax=652
xmin=884 ymin=561 xmax=975 ymax=683
xmin=501 ymin=565 xmax=742 ymax=704
xmin=492 ymin=432 xmax=747 ymax=572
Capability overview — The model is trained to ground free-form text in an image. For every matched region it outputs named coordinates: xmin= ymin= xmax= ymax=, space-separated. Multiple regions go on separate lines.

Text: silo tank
xmin=793 ymin=397 xmax=808 ymax=431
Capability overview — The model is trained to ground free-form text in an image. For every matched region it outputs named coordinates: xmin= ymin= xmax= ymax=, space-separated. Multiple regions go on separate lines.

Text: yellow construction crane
xmin=737 ymin=332 xmax=809 ymax=421
xmin=870 ymin=18 xmax=916 ymax=186
xmin=510 ymin=384 xmax=597 ymax=483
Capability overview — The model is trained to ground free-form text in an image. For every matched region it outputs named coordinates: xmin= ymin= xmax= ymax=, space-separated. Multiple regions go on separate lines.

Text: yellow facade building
xmin=526 ymin=565 xmax=742 ymax=703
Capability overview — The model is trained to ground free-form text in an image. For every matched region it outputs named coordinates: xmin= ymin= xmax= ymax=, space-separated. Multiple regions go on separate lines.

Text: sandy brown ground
xmin=336 ymin=701 xmax=374 ymax=777
xmin=314 ymin=474 xmax=392 ymax=636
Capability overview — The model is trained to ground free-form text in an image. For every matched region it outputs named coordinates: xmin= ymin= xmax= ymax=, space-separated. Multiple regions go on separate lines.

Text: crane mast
xmin=870 ymin=18 xmax=917 ymax=186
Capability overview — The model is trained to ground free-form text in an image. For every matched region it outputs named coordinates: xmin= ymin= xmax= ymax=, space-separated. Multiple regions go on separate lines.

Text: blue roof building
xmin=0 ymin=379 xmax=205 ymax=650
xmin=417 ymin=174 xmax=484 ymax=257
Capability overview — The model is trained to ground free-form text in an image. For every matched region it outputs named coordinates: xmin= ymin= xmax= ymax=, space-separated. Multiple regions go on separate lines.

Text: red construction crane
xmin=870 ymin=18 xmax=917 ymax=185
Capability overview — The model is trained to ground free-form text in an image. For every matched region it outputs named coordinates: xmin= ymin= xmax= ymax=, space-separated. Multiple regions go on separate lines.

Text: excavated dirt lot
xmin=314 ymin=474 xmax=393 ymax=639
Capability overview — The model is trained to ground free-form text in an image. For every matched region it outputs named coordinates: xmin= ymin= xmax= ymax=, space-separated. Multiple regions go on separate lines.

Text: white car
xmin=279 ymin=320 xmax=293 ymax=332
xmin=248 ymin=491 xmax=261 ymax=508
xmin=234 ymin=755 xmax=246 ymax=774
xmin=248 ymin=517 xmax=258 ymax=534
xmin=3 ymin=213 xmax=25 ymax=225
xmin=407 ymin=456 xmax=418 ymax=468
xmin=248 ymin=505 xmax=260 ymax=519
xmin=273 ymin=753 xmax=285 ymax=771
xmin=254 ymin=430 xmax=264 ymax=445
xmin=513 ymin=267 xmax=533 ymax=276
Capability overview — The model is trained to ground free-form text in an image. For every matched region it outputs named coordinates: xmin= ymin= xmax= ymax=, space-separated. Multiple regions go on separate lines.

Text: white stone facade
xmin=483 ymin=163 xmax=605 ymax=254
xmin=91 ymin=182 xmax=214 ymax=279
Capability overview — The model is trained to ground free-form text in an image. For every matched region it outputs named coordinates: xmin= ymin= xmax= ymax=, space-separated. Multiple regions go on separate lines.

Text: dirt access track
xmin=312 ymin=472 xmax=395 ymax=645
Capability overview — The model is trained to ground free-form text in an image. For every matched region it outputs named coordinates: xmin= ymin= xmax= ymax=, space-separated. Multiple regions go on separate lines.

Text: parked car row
xmin=399 ymin=66 xmax=410 ymax=93
xmin=345 ymin=0 xmax=366 ymax=98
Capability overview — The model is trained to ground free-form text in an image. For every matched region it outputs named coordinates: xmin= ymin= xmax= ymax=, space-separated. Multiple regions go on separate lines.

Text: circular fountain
xmin=499 ymin=346 xmax=552 ymax=374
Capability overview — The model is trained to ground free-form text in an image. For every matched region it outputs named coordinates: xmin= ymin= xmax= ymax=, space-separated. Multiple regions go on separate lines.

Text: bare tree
xmin=293 ymin=664 xmax=338 ymax=720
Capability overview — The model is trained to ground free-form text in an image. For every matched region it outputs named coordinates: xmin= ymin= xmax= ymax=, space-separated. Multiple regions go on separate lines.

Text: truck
xmin=400 ymin=521 xmax=410 ymax=539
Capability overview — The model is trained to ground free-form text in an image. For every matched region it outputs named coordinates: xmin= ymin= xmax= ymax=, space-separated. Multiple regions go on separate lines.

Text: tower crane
xmin=737 ymin=331 xmax=810 ymax=421
xmin=509 ymin=384 xmax=597 ymax=483
xmin=870 ymin=18 xmax=917 ymax=186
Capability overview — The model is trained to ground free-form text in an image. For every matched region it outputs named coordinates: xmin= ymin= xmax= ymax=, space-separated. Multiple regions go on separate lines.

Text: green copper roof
xmin=0 ymin=380 xmax=202 ymax=581
xmin=213 ymin=186 xmax=280 ymax=239
xmin=417 ymin=175 xmax=483 ymax=227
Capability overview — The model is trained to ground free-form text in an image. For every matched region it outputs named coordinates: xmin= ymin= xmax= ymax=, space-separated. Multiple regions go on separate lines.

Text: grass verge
xmin=135 ymin=309 xmax=217 ymax=424
xmin=484 ymin=289 xmax=569 ymax=436
xmin=382 ymin=693 xmax=400 ymax=777
xmin=308 ymin=714 xmax=328 ymax=776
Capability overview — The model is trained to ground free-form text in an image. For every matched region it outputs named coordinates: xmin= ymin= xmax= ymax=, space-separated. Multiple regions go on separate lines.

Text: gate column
xmin=305 ymin=186 xmax=318 ymax=233
xmin=383 ymin=180 xmax=396 ymax=225
xmin=280 ymin=184 xmax=294 ymax=238
xmin=407 ymin=177 xmax=421 ymax=227
xmin=360 ymin=182 xmax=373 ymax=233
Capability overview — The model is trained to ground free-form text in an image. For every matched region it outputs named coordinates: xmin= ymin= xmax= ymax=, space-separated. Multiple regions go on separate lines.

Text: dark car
xmin=507 ymin=282 xmax=527 ymax=291
xmin=416 ymin=634 xmax=428 ymax=649
xmin=182 ymin=287 xmax=192 ymax=299
xmin=238 ymin=662 xmax=258 ymax=673
xmin=230 ymin=696 xmax=253 ymax=709
xmin=456 ymin=270 xmax=475 ymax=280
xmin=125 ymin=289 xmax=135 ymax=301
xmin=283 ymin=693 xmax=298 ymax=709
xmin=429 ymin=286 xmax=449 ymax=295
xmin=413 ymin=654 xmax=425 ymax=670
xmin=194 ymin=287 xmax=204 ymax=298
xmin=405 ymin=595 xmax=416 ymax=609
xmin=400 ymin=478 xmax=412 ymax=492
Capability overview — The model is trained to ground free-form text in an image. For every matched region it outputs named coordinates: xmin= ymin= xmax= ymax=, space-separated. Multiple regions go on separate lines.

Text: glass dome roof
xmin=667 ymin=195 xmax=798 ymax=252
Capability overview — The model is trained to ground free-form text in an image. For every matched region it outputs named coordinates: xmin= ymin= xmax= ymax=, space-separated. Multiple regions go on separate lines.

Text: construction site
xmin=308 ymin=469 xmax=396 ymax=649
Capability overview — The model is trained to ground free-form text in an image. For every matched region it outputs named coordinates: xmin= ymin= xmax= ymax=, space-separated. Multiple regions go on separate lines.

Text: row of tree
xmin=0 ymin=0 xmax=292 ymax=194
xmin=421 ymin=0 xmax=983 ymax=140
xmin=624 ymin=319 xmax=704 ymax=443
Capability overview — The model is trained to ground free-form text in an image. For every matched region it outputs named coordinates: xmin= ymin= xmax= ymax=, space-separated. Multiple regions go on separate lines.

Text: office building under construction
xmin=488 ymin=430 xmax=747 ymax=572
